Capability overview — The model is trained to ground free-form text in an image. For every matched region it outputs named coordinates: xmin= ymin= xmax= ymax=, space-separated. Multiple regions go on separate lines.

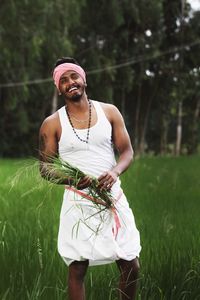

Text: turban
xmin=53 ymin=63 xmax=86 ymax=90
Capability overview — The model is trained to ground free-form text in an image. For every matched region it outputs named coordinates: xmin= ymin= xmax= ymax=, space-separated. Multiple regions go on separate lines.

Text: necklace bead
xmin=66 ymin=99 xmax=92 ymax=144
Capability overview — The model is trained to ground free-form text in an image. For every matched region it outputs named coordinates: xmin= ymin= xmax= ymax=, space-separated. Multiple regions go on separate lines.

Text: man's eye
xmin=71 ymin=74 xmax=79 ymax=80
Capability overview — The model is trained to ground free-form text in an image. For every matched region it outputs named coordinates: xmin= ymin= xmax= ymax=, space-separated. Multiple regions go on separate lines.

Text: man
xmin=39 ymin=57 xmax=141 ymax=300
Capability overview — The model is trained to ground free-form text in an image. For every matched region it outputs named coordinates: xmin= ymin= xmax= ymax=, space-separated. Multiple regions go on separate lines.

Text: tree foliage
xmin=0 ymin=0 xmax=199 ymax=157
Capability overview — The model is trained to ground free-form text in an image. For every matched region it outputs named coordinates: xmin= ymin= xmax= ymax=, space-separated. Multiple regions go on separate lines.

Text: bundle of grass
xmin=42 ymin=156 xmax=115 ymax=209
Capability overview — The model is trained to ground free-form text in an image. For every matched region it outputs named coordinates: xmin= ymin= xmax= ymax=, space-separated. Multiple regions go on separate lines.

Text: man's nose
xmin=68 ymin=77 xmax=75 ymax=85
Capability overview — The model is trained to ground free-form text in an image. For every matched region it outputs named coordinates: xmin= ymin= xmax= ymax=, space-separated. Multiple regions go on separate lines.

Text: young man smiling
xmin=39 ymin=57 xmax=141 ymax=300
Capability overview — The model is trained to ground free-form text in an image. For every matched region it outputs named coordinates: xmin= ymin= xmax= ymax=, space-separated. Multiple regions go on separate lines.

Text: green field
xmin=0 ymin=156 xmax=200 ymax=300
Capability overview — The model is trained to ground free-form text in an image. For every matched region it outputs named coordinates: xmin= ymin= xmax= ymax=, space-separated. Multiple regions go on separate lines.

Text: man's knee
xmin=131 ymin=257 xmax=140 ymax=274
xmin=117 ymin=257 xmax=140 ymax=277
xmin=69 ymin=260 xmax=89 ymax=281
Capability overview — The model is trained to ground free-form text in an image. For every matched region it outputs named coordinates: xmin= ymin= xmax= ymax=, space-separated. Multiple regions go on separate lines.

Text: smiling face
xmin=59 ymin=70 xmax=86 ymax=101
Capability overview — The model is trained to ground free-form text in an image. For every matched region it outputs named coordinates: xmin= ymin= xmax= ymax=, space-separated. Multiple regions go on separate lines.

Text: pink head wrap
xmin=53 ymin=63 xmax=86 ymax=90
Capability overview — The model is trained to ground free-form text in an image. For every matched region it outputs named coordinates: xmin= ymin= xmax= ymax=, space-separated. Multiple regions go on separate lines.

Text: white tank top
xmin=58 ymin=100 xmax=121 ymax=196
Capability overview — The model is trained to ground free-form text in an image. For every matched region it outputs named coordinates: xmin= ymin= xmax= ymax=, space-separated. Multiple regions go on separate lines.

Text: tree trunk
xmin=139 ymin=81 xmax=158 ymax=155
xmin=134 ymin=69 xmax=143 ymax=154
xmin=188 ymin=97 xmax=200 ymax=154
xmin=160 ymin=116 xmax=169 ymax=155
xmin=134 ymin=85 xmax=141 ymax=153
xmin=175 ymin=101 xmax=182 ymax=156
xmin=121 ymin=88 xmax=126 ymax=118
xmin=51 ymin=87 xmax=58 ymax=114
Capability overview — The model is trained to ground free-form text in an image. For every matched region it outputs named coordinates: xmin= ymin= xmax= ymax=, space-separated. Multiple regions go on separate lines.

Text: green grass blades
xmin=41 ymin=156 xmax=114 ymax=208
xmin=0 ymin=156 xmax=200 ymax=299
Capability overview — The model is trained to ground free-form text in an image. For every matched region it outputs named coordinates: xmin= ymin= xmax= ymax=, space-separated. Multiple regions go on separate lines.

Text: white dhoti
xmin=58 ymin=187 xmax=141 ymax=266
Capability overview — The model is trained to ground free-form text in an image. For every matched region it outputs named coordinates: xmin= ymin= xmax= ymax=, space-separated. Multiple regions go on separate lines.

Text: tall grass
xmin=0 ymin=156 xmax=200 ymax=299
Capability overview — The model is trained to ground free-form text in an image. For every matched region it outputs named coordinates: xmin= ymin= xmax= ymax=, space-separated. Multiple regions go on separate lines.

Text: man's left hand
xmin=98 ymin=170 xmax=118 ymax=191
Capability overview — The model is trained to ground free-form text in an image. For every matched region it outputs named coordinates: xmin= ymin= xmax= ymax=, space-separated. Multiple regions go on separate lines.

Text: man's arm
xmin=98 ymin=104 xmax=133 ymax=190
xmin=39 ymin=114 xmax=91 ymax=188
xmin=39 ymin=114 xmax=62 ymax=180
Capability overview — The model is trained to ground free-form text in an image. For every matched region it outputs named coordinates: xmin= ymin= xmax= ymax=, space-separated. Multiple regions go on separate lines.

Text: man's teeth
xmin=69 ymin=87 xmax=78 ymax=92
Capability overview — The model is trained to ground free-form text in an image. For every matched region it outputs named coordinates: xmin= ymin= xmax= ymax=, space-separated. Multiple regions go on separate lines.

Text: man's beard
xmin=64 ymin=85 xmax=84 ymax=101
xmin=68 ymin=93 xmax=82 ymax=101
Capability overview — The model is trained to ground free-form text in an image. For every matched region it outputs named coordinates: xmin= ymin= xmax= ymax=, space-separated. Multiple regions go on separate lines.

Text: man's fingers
xmin=98 ymin=172 xmax=107 ymax=181
xmin=97 ymin=170 xmax=118 ymax=190
xmin=98 ymin=174 xmax=112 ymax=185
xmin=77 ymin=176 xmax=92 ymax=189
xmin=98 ymin=176 xmax=113 ymax=190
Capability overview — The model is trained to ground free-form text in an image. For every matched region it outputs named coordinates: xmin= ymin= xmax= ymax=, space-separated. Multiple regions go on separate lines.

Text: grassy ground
xmin=0 ymin=156 xmax=200 ymax=300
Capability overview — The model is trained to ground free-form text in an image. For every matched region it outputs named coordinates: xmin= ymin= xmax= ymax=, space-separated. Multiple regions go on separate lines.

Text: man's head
xmin=53 ymin=57 xmax=87 ymax=101
xmin=54 ymin=57 xmax=80 ymax=68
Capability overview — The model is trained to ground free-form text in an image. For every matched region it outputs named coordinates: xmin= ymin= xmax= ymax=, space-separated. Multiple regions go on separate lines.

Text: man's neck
xmin=65 ymin=94 xmax=89 ymax=113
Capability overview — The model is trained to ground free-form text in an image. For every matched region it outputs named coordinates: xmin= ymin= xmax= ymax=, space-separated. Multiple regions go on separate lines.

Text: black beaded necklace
xmin=65 ymin=99 xmax=92 ymax=144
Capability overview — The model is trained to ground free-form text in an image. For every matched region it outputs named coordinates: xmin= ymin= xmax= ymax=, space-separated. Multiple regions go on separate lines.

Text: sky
xmin=188 ymin=0 xmax=200 ymax=10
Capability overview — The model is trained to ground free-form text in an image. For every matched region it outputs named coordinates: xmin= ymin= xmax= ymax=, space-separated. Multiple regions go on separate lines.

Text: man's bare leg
xmin=116 ymin=258 xmax=140 ymax=300
xmin=68 ymin=260 xmax=89 ymax=300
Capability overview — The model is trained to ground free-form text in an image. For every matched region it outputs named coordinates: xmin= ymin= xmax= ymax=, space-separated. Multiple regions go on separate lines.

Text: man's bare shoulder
xmin=99 ymin=101 xmax=122 ymax=122
xmin=40 ymin=111 xmax=60 ymax=131
xmin=99 ymin=101 xmax=118 ymax=111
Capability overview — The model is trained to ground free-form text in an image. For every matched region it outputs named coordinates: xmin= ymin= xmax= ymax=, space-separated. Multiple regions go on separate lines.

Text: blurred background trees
xmin=0 ymin=0 xmax=199 ymax=157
